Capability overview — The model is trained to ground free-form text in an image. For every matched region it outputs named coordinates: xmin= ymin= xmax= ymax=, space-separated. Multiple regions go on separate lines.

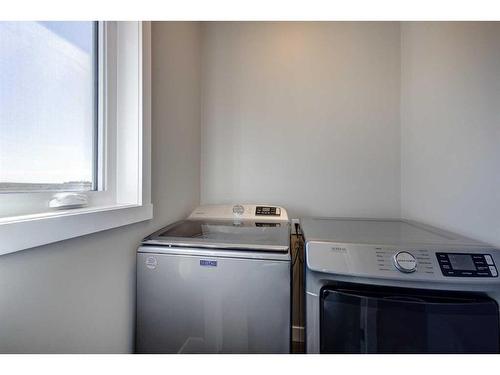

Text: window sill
xmin=0 ymin=203 xmax=153 ymax=256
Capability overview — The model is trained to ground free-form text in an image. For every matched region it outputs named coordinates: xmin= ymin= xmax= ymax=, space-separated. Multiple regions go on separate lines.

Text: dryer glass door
xmin=320 ymin=286 xmax=500 ymax=353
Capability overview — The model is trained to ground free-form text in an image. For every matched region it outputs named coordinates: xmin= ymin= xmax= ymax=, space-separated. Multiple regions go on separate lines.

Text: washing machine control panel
xmin=255 ymin=206 xmax=281 ymax=216
xmin=437 ymin=253 xmax=498 ymax=277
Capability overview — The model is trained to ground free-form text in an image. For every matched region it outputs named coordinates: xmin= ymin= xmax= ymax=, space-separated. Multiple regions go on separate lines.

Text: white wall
xmin=0 ymin=22 xmax=201 ymax=353
xmin=401 ymin=22 xmax=500 ymax=247
xmin=200 ymin=22 xmax=401 ymax=218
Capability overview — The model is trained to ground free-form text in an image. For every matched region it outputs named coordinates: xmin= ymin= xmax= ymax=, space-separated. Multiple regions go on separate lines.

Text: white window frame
xmin=0 ymin=21 xmax=152 ymax=255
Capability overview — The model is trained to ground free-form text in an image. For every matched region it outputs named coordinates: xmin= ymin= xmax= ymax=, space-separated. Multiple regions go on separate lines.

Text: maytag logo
xmin=331 ymin=247 xmax=347 ymax=252
xmin=200 ymin=259 xmax=217 ymax=267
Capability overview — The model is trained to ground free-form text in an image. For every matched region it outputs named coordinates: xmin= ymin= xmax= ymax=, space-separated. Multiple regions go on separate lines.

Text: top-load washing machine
xmin=136 ymin=204 xmax=291 ymax=353
xmin=300 ymin=217 xmax=500 ymax=354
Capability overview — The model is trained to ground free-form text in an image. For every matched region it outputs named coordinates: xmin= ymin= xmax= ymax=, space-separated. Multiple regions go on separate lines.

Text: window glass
xmin=0 ymin=21 xmax=97 ymax=192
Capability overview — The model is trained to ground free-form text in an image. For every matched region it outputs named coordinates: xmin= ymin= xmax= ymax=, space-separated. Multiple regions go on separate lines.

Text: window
xmin=0 ymin=21 xmax=98 ymax=193
xmin=0 ymin=22 xmax=152 ymax=255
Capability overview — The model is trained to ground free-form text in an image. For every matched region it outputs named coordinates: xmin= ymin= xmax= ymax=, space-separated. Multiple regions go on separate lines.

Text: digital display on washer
xmin=255 ymin=206 xmax=280 ymax=216
xmin=448 ymin=254 xmax=476 ymax=271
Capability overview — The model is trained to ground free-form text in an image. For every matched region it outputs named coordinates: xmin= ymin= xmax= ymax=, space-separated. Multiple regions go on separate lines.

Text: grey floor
xmin=292 ymin=340 xmax=305 ymax=354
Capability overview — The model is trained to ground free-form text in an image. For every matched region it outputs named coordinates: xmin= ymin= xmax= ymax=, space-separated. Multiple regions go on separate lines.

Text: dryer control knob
xmin=393 ymin=251 xmax=417 ymax=273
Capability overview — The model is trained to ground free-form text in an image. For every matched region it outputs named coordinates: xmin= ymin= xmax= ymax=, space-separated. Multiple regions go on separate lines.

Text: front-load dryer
xmin=300 ymin=217 xmax=500 ymax=354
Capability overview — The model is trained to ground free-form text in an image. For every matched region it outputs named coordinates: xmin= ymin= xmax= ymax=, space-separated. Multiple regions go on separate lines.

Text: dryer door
xmin=320 ymin=286 xmax=499 ymax=353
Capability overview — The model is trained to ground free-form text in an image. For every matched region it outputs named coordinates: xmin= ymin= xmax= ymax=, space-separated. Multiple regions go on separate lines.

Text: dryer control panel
xmin=302 ymin=217 xmax=500 ymax=285
xmin=437 ymin=253 xmax=498 ymax=277
xmin=305 ymin=241 xmax=500 ymax=284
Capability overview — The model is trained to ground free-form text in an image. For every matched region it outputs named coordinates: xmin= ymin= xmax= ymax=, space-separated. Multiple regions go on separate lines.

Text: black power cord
xmin=290 ymin=221 xmax=305 ymax=352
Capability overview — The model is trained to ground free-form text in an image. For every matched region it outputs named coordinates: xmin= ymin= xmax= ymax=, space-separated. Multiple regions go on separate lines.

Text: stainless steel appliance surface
xmin=301 ymin=217 xmax=500 ymax=354
xmin=136 ymin=204 xmax=291 ymax=353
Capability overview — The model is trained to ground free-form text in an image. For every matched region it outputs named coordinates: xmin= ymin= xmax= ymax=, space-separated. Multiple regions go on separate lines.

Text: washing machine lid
xmin=142 ymin=219 xmax=290 ymax=252
xmin=300 ymin=217 xmax=487 ymax=247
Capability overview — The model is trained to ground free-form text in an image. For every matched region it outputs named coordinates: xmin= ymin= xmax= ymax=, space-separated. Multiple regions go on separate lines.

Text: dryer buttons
xmin=436 ymin=253 xmax=498 ymax=277
xmin=484 ymin=255 xmax=494 ymax=266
